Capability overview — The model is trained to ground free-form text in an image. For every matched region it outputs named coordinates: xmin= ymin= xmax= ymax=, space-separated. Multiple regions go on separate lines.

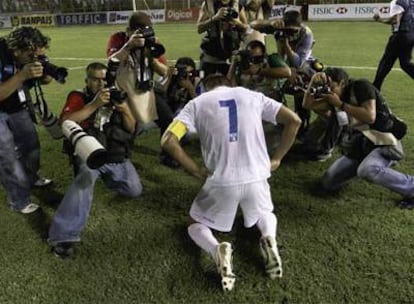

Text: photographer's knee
xmin=357 ymin=163 xmax=382 ymax=182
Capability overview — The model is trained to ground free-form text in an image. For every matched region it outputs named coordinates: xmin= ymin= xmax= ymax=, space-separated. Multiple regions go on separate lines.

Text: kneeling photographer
xmin=304 ymin=67 xmax=414 ymax=210
xmin=0 ymin=26 xmax=60 ymax=214
xmin=48 ymin=62 xmax=143 ymax=258
xmin=158 ymin=57 xmax=200 ymax=115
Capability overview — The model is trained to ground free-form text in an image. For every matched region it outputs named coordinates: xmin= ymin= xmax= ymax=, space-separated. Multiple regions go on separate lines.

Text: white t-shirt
xmin=390 ymin=0 xmax=405 ymax=17
xmin=175 ymin=86 xmax=282 ymax=186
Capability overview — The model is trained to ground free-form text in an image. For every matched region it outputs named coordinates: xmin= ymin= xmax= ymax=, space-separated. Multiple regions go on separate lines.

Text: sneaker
xmin=215 ymin=242 xmax=236 ymax=291
xmin=400 ymin=197 xmax=414 ymax=209
xmin=314 ymin=151 xmax=333 ymax=162
xmin=33 ymin=177 xmax=53 ymax=187
xmin=18 ymin=203 xmax=40 ymax=214
xmin=52 ymin=242 xmax=75 ymax=259
xmin=259 ymin=236 xmax=283 ymax=279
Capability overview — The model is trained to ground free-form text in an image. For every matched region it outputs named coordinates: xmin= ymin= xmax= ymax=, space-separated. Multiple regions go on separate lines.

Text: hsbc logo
xmin=336 ymin=7 xmax=347 ymax=14
xmin=379 ymin=6 xmax=390 ymax=14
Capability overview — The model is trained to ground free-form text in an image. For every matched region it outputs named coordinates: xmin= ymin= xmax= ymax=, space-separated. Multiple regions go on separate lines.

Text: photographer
xmin=48 ymin=62 xmax=143 ymax=258
xmin=227 ymin=39 xmax=291 ymax=99
xmin=303 ymin=67 xmax=414 ymax=209
xmin=197 ymin=0 xmax=248 ymax=76
xmin=158 ymin=57 xmax=200 ymax=115
xmin=107 ymin=12 xmax=178 ymax=168
xmin=0 ymin=26 xmax=54 ymax=214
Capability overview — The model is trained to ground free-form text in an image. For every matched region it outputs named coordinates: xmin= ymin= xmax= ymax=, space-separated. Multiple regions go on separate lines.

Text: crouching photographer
xmin=48 ymin=62 xmax=143 ymax=258
xmin=304 ymin=67 xmax=414 ymax=210
xmin=157 ymin=57 xmax=201 ymax=115
xmin=0 ymin=26 xmax=59 ymax=214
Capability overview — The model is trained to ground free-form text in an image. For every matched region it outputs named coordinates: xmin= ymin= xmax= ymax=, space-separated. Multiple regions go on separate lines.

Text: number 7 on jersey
xmin=219 ymin=99 xmax=238 ymax=142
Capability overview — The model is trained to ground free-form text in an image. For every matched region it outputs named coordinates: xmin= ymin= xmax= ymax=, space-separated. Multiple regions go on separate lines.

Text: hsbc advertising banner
xmin=166 ymin=8 xmax=200 ymax=22
xmin=309 ymin=3 xmax=390 ymax=20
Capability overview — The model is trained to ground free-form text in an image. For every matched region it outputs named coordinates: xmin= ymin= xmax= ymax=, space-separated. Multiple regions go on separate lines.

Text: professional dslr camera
xmin=176 ymin=64 xmax=201 ymax=80
xmin=106 ymin=59 xmax=127 ymax=105
xmin=134 ymin=26 xmax=165 ymax=58
xmin=224 ymin=7 xmax=238 ymax=21
xmin=234 ymin=50 xmax=265 ymax=71
xmin=258 ymin=25 xmax=298 ymax=40
xmin=309 ymin=82 xmax=331 ymax=98
xmin=37 ymin=55 xmax=68 ymax=84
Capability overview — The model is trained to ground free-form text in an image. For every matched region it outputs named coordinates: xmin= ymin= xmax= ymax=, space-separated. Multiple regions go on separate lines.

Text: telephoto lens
xmin=61 ymin=120 xmax=108 ymax=169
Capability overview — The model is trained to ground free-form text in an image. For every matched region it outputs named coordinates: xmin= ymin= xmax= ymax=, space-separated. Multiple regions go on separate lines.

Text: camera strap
xmin=32 ymin=81 xmax=49 ymax=122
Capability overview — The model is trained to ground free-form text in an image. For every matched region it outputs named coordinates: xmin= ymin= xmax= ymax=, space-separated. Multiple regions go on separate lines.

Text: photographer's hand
xmin=179 ymin=78 xmax=197 ymax=98
xmin=213 ymin=7 xmax=228 ymax=21
xmin=124 ymin=32 xmax=145 ymax=51
xmin=93 ymin=88 xmax=111 ymax=107
xmin=20 ymin=62 xmax=44 ymax=80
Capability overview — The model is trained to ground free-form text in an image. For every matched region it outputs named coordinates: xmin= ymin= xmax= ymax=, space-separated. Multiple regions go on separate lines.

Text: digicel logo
xmin=379 ymin=6 xmax=390 ymax=14
xmin=336 ymin=7 xmax=347 ymax=14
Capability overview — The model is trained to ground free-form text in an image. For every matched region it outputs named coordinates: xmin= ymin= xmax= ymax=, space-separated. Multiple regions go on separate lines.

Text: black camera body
xmin=273 ymin=28 xmax=298 ymax=40
xmin=106 ymin=59 xmax=126 ymax=105
xmin=37 ymin=55 xmax=68 ymax=84
xmin=309 ymin=83 xmax=330 ymax=98
xmin=135 ymin=26 xmax=156 ymax=46
xmin=176 ymin=64 xmax=201 ymax=80
xmin=224 ymin=7 xmax=238 ymax=20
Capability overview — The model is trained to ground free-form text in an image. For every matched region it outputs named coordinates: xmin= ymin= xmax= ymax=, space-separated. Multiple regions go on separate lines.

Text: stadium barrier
xmin=0 ymin=3 xmax=393 ymax=29
xmin=308 ymin=3 xmax=389 ymax=21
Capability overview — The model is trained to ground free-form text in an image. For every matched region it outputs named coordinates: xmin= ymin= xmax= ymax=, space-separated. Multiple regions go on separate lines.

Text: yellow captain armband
xmin=166 ymin=119 xmax=188 ymax=141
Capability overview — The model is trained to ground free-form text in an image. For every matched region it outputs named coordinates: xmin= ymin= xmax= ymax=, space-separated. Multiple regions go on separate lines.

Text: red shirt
xmin=60 ymin=90 xmax=91 ymax=129
xmin=106 ymin=31 xmax=167 ymax=64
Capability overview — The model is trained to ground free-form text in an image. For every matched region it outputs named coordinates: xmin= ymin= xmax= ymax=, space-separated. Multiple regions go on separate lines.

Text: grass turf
xmin=0 ymin=21 xmax=413 ymax=303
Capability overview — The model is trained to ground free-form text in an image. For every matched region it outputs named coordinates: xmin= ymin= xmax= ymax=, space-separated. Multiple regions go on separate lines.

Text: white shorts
xmin=189 ymin=180 xmax=274 ymax=232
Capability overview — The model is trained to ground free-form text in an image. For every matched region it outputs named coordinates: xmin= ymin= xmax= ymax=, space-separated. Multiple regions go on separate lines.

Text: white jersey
xmin=175 ymin=86 xmax=282 ymax=186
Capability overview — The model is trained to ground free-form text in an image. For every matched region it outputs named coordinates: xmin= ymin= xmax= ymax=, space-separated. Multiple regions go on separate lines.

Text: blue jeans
xmin=0 ymin=110 xmax=40 ymax=210
xmin=322 ymin=147 xmax=414 ymax=197
xmin=48 ymin=158 xmax=143 ymax=244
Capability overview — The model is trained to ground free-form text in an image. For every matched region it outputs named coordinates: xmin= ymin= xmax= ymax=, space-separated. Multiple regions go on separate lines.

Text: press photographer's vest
xmin=0 ymin=39 xmax=29 ymax=113
xmin=397 ymin=0 xmax=414 ymax=32
xmin=65 ymin=90 xmax=133 ymax=163
xmin=201 ymin=0 xmax=242 ymax=60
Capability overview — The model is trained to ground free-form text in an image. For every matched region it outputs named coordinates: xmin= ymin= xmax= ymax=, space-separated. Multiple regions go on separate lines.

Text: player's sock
xmin=188 ymin=222 xmax=219 ymax=259
xmin=256 ymin=212 xmax=277 ymax=238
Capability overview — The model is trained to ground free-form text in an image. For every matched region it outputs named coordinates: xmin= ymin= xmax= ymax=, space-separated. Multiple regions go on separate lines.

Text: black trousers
xmin=373 ymin=31 xmax=414 ymax=90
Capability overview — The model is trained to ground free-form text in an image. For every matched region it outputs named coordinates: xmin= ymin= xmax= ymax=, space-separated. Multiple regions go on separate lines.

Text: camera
xmin=175 ymin=64 xmax=201 ymax=80
xmin=309 ymin=83 xmax=331 ymax=98
xmin=224 ymin=7 xmax=238 ymax=20
xmin=134 ymin=26 xmax=165 ymax=58
xmin=37 ymin=55 xmax=68 ymax=84
xmin=61 ymin=120 xmax=108 ymax=169
xmin=273 ymin=28 xmax=298 ymax=40
xmin=106 ymin=59 xmax=127 ymax=105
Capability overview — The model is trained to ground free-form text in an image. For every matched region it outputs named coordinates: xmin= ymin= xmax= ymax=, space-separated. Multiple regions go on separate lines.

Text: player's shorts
xmin=189 ymin=180 xmax=274 ymax=232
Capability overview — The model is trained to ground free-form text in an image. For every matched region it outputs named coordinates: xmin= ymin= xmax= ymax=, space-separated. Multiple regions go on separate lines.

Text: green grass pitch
xmin=0 ymin=21 xmax=413 ymax=303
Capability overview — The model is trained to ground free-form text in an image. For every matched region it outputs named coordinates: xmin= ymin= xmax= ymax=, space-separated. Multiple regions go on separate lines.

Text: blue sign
xmin=56 ymin=13 xmax=107 ymax=26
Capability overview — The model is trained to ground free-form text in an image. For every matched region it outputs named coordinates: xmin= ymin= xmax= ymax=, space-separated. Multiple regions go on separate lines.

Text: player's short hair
xmin=6 ymin=26 xmax=50 ymax=51
xmin=202 ymin=73 xmax=231 ymax=91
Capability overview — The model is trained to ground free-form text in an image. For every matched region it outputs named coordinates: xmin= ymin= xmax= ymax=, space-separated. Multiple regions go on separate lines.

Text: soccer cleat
xmin=18 ymin=203 xmax=40 ymax=214
xmin=215 ymin=242 xmax=236 ymax=291
xmin=259 ymin=236 xmax=283 ymax=279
